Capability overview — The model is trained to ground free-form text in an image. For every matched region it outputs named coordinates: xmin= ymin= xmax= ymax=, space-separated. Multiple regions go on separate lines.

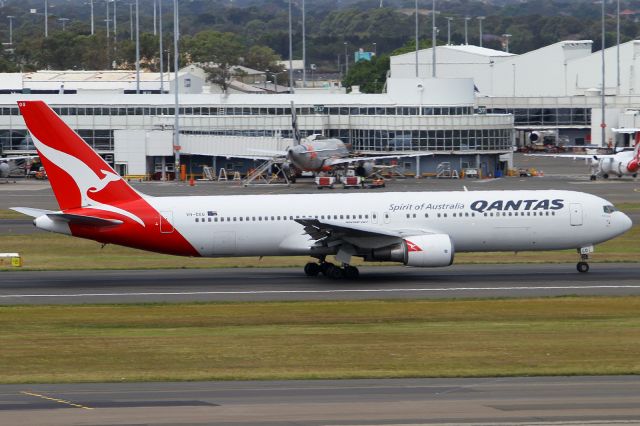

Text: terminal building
xmin=0 ymin=69 xmax=513 ymax=179
xmin=391 ymin=40 xmax=640 ymax=148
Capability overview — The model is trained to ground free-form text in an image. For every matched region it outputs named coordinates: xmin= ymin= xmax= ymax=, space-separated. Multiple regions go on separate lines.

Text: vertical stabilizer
xmin=17 ymin=101 xmax=143 ymax=211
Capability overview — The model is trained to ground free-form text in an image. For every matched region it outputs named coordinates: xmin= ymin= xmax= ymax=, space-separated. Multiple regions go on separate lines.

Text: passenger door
xmin=570 ymin=203 xmax=583 ymax=226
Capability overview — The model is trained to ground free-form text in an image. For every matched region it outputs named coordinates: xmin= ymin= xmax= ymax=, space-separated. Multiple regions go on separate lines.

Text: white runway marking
xmin=1 ymin=285 xmax=640 ymax=299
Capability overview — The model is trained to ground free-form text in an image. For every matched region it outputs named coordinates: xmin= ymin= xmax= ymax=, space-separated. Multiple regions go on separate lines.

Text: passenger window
xmin=208 ymin=218 xmax=211 ymax=222
xmin=195 ymin=218 xmax=199 ymax=222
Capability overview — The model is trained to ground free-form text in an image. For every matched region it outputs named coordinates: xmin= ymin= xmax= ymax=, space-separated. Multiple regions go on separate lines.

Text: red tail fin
xmin=18 ymin=101 xmax=142 ymax=211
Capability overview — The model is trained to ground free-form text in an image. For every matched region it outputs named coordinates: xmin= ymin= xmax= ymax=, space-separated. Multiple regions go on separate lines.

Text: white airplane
xmin=12 ymin=101 xmax=632 ymax=278
xmin=526 ymin=142 xmax=640 ymax=180
xmin=0 ymin=154 xmax=38 ymax=178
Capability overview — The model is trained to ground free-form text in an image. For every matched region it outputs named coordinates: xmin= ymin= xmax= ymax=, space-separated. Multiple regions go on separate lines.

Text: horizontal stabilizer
xmin=46 ymin=213 xmax=123 ymax=227
xmin=10 ymin=207 xmax=55 ymax=218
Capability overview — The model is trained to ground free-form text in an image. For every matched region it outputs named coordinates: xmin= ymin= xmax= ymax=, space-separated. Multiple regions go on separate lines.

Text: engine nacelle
xmin=370 ymin=234 xmax=454 ymax=267
xmin=528 ymin=131 xmax=541 ymax=143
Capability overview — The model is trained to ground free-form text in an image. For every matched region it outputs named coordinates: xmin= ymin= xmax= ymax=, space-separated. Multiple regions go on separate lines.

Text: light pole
xmin=616 ymin=0 xmax=620 ymax=90
xmin=414 ymin=0 xmax=418 ymax=78
xmin=344 ymin=41 xmax=349 ymax=75
xmin=58 ymin=17 xmax=69 ymax=31
xmin=153 ymin=0 xmax=157 ymax=35
xmin=44 ymin=0 xmax=48 ymax=37
xmin=302 ymin=0 xmax=306 ymax=87
xmin=113 ymin=0 xmax=117 ymax=41
xmin=446 ymin=17 xmax=453 ymax=45
xmin=129 ymin=2 xmax=133 ymax=41
xmin=464 ymin=16 xmax=470 ymax=45
xmin=601 ymin=0 xmax=606 ymax=147
xmin=431 ymin=0 xmax=436 ymax=78
xmin=173 ymin=0 xmax=180 ymax=181
xmin=373 ymin=42 xmax=377 ymax=56
xmin=7 ymin=15 xmax=14 ymax=45
xmin=89 ymin=0 xmax=94 ymax=35
xmin=503 ymin=33 xmax=511 ymax=53
xmin=288 ymin=0 xmax=294 ymax=93
xmin=135 ymin=0 xmax=140 ymax=94
xmin=477 ymin=16 xmax=485 ymax=48
xmin=159 ymin=0 xmax=164 ymax=93
xmin=106 ymin=1 xmax=110 ymax=38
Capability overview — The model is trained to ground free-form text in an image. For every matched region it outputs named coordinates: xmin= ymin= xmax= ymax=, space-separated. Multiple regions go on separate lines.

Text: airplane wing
xmin=524 ymin=153 xmax=607 ymax=160
xmin=324 ymin=152 xmax=434 ymax=167
xmin=247 ymin=148 xmax=288 ymax=157
xmin=224 ymin=154 xmax=281 ymax=161
xmin=295 ymin=218 xmax=432 ymax=250
xmin=0 ymin=155 xmax=39 ymax=162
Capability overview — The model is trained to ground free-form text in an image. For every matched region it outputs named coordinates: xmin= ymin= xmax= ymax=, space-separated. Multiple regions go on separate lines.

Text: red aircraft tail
xmin=17 ymin=100 xmax=142 ymax=211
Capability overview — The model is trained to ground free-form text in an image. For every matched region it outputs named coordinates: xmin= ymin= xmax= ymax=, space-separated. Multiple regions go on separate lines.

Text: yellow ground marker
xmin=20 ymin=391 xmax=94 ymax=410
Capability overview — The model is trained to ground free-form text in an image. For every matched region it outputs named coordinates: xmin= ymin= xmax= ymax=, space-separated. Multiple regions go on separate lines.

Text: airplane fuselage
xmin=599 ymin=150 xmax=639 ymax=177
xmin=288 ymin=139 xmax=350 ymax=172
xmin=40 ymin=190 xmax=631 ymax=260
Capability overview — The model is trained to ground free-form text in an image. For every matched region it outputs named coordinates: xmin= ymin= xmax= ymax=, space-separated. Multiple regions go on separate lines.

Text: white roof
xmin=0 ymin=92 xmax=398 ymax=106
xmin=443 ymin=45 xmax=515 ymax=57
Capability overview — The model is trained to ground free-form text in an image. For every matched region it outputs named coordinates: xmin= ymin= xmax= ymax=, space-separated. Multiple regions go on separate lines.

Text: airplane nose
xmin=616 ymin=211 xmax=633 ymax=234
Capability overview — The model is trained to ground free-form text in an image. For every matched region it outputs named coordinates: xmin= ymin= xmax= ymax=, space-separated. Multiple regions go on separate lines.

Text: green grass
xmin=1 ymin=209 xmax=638 ymax=270
xmin=2 ymin=297 xmax=640 ymax=383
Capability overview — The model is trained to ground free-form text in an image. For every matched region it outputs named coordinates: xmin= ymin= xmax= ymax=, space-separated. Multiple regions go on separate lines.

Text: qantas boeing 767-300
xmin=12 ymin=101 xmax=633 ymax=278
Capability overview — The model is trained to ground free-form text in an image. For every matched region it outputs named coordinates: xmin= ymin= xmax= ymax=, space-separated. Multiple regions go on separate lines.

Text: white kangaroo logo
xmin=33 ymin=135 xmax=146 ymax=227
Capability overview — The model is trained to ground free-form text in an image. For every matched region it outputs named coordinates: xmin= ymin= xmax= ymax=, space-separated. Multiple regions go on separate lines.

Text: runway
xmin=1 ymin=263 xmax=639 ymax=305
xmin=0 ymin=376 xmax=639 ymax=425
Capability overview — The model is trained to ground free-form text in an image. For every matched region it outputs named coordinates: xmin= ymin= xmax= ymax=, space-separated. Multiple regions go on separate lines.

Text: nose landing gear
xmin=576 ymin=261 xmax=589 ymax=273
xmin=576 ymin=246 xmax=594 ymax=273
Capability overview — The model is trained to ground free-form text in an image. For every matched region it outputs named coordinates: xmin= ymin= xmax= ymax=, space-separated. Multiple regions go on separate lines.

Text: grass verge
xmin=1 ymin=297 xmax=640 ymax=383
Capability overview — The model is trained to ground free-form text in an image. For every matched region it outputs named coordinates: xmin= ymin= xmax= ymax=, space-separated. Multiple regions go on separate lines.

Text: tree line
xmin=0 ymin=0 xmax=637 ymax=88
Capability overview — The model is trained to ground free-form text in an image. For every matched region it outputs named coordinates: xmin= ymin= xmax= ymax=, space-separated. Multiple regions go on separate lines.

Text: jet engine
xmin=355 ymin=161 xmax=375 ymax=177
xmin=368 ymin=234 xmax=454 ymax=267
xmin=0 ymin=162 xmax=8 ymax=178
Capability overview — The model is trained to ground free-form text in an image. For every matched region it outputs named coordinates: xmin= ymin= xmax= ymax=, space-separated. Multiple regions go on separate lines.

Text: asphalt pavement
xmin=1 ymin=263 xmax=639 ymax=305
xmin=0 ymin=376 xmax=639 ymax=425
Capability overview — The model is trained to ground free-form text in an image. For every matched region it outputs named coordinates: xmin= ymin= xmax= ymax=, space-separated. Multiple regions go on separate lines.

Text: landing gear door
xmin=570 ymin=203 xmax=583 ymax=226
xmin=160 ymin=211 xmax=174 ymax=233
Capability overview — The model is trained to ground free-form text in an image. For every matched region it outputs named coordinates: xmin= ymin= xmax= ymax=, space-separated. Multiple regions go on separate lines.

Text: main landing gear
xmin=576 ymin=246 xmax=593 ymax=273
xmin=304 ymin=259 xmax=360 ymax=280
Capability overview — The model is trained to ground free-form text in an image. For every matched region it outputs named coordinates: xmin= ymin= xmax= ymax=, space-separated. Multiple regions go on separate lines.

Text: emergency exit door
xmin=570 ymin=203 xmax=583 ymax=226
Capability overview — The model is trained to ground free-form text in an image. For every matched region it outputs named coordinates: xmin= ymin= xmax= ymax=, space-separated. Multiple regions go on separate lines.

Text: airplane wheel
xmin=577 ymin=262 xmax=589 ymax=273
xmin=304 ymin=262 xmax=320 ymax=277
xmin=343 ymin=266 xmax=359 ymax=280
xmin=327 ymin=265 xmax=344 ymax=279
xmin=603 ymin=174 xmax=609 ymax=179
xmin=633 ymin=174 xmax=638 ymax=178
xmin=320 ymin=262 xmax=334 ymax=276
xmin=590 ymin=175 xmax=597 ymax=181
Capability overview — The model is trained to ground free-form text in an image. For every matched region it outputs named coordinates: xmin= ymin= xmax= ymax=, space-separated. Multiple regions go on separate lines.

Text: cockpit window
xmin=603 ymin=205 xmax=617 ymax=214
